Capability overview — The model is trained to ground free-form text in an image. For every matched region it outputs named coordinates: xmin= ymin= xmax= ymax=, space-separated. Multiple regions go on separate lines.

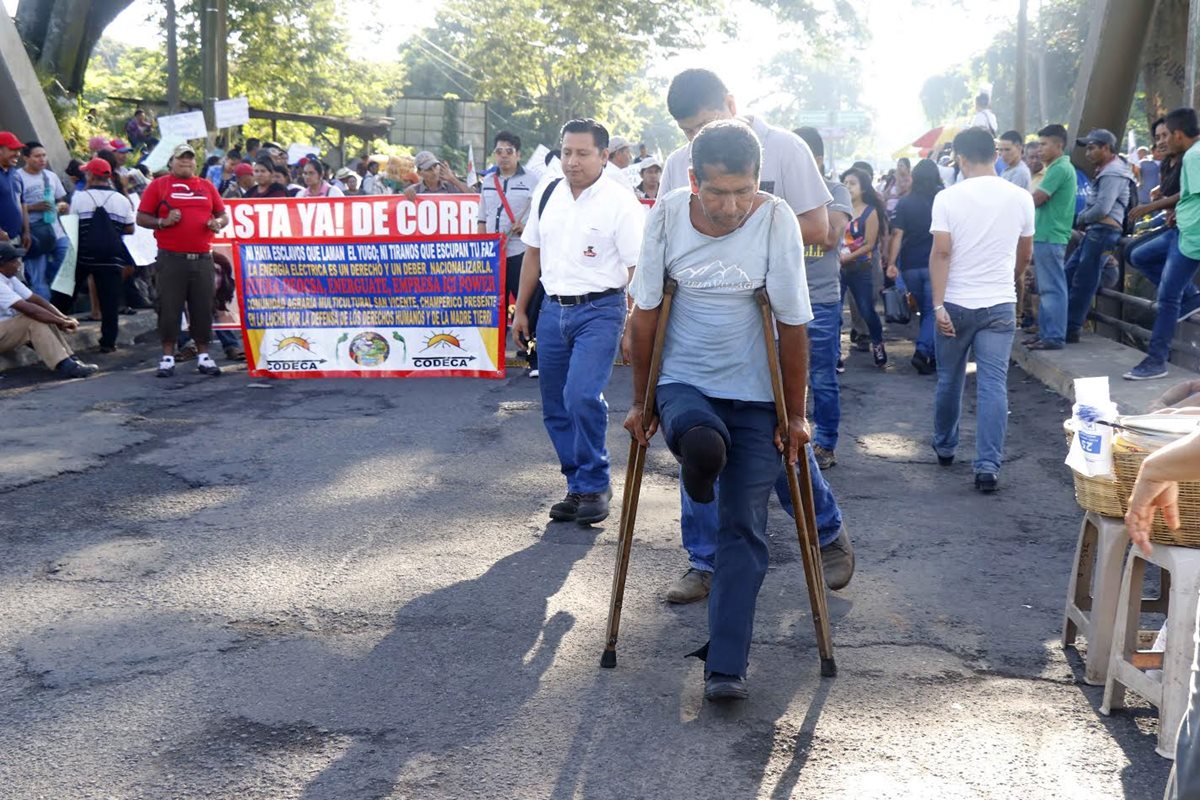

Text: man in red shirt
xmin=137 ymin=143 xmax=229 ymax=377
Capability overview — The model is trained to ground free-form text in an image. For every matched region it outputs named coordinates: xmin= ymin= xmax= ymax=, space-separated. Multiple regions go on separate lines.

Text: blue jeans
xmin=901 ymin=267 xmax=935 ymax=357
xmin=1033 ymin=242 xmax=1068 ymax=345
xmin=933 ymin=302 xmax=1016 ymax=475
xmin=23 ymin=235 xmax=69 ymax=298
xmin=656 ymin=382 xmax=784 ymax=677
xmin=807 ymin=301 xmax=841 ymax=450
xmin=1129 ymin=227 xmax=1200 ymax=301
xmin=679 ymin=443 xmax=843 ymax=573
xmin=535 ymin=292 xmax=624 ymax=494
xmin=1066 ymin=225 xmax=1122 ymax=333
xmin=1147 ymin=240 xmax=1200 ymax=364
xmin=840 ymin=263 xmax=883 ymax=344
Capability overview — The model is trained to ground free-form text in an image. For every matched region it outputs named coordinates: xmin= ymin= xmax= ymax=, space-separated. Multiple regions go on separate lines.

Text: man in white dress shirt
xmin=512 ymin=119 xmax=646 ymax=525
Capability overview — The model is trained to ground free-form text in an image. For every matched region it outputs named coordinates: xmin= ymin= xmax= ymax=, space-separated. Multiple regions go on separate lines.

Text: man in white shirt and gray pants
xmin=930 ymin=127 xmax=1034 ymax=493
xmin=512 ymin=119 xmax=646 ymax=525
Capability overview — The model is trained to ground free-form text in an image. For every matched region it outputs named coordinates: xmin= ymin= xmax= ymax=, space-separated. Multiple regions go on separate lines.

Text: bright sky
xmin=5 ymin=0 xmax=1020 ymax=155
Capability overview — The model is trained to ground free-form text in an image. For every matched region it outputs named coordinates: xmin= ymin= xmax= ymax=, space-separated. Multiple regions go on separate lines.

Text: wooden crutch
xmin=601 ymin=278 xmax=677 ymax=669
xmin=754 ymin=287 xmax=837 ymax=677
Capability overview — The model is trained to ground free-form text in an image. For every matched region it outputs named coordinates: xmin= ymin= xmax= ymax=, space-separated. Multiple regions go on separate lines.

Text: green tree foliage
xmin=402 ymin=0 xmax=728 ymax=147
xmin=79 ymin=0 xmax=405 ymax=147
xmin=918 ymin=71 xmax=971 ymax=129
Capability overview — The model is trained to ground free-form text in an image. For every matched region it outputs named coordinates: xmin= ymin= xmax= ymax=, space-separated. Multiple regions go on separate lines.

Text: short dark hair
xmin=976 ymin=92 xmax=990 ymax=107
xmin=667 ymin=69 xmax=728 ymax=121
xmin=999 ymin=130 xmax=1023 ymax=146
xmin=20 ymin=140 xmax=43 ymax=157
xmin=1151 ymin=116 xmax=1167 ymax=136
xmin=1037 ymin=124 xmax=1068 ymax=147
xmin=691 ymin=120 xmax=761 ymax=183
xmin=272 ymin=163 xmax=291 ymax=178
xmin=246 ymin=137 xmax=261 ymax=150
xmin=1165 ymin=107 xmax=1200 ymax=138
xmin=226 ymin=148 xmax=242 ymax=160
xmin=493 ymin=130 xmax=521 ymax=152
xmin=953 ymin=127 xmax=997 ymax=165
xmin=560 ymin=118 xmax=609 ymax=150
xmin=793 ymin=126 xmax=824 ymax=159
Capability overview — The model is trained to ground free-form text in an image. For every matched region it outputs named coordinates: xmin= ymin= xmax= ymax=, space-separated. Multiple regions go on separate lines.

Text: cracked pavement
xmin=0 ymin=335 xmax=1172 ymax=799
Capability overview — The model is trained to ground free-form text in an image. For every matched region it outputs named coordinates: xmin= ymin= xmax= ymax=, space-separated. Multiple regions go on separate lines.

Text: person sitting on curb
xmin=0 ymin=242 xmax=97 ymax=379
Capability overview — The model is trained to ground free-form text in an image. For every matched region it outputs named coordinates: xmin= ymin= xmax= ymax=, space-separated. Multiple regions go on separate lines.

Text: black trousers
xmin=82 ymin=263 xmax=123 ymax=348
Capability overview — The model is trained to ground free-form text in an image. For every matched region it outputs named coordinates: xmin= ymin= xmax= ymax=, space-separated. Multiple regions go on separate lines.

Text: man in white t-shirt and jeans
xmin=0 ymin=242 xmax=97 ymax=378
xmin=930 ymin=127 xmax=1034 ymax=493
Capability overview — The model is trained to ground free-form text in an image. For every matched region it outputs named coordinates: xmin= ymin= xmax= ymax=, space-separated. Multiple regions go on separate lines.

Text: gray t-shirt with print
xmin=630 ymin=187 xmax=813 ymax=403
xmin=805 ymin=178 xmax=852 ymax=304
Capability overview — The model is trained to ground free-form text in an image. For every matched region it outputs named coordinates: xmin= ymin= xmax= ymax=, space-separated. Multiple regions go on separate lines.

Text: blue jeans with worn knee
xmin=535 ymin=291 xmax=625 ymax=494
xmin=807 ymin=301 xmax=841 ymax=450
xmin=1147 ymin=241 xmax=1200 ymax=365
xmin=680 ymin=442 xmax=843 ymax=573
xmin=1066 ymin=224 xmax=1122 ymax=334
xmin=933 ymin=302 xmax=1016 ymax=475
xmin=1033 ymin=242 xmax=1068 ymax=346
xmin=840 ymin=263 xmax=883 ymax=344
xmin=902 ymin=267 xmax=935 ymax=357
xmin=658 ymin=382 xmax=782 ymax=677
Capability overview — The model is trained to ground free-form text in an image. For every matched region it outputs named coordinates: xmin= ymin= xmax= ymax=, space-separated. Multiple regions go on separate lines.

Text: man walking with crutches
xmin=625 ymin=120 xmax=813 ymax=701
xmin=637 ymin=68 xmax=853 ymax=603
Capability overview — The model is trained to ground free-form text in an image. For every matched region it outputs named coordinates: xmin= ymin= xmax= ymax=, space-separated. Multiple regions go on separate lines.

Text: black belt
xmin=548 ymin=287 xmax=623 ymax=306
xmin=161 ymin=251 xmax=212 ymax=261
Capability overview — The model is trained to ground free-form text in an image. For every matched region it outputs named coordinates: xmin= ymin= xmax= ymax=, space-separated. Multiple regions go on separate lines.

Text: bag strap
xmin=537 ymin=177 xmax=562 ymax=219
xmin=493 ymin=172 xmax=517 ymax=225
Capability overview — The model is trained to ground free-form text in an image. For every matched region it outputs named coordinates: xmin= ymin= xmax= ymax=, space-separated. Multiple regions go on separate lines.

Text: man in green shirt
xmin=1025 ymin=123 xmax=1076 ymax=350
xmin=1125 ymin=107 xmax=1200 ymax=380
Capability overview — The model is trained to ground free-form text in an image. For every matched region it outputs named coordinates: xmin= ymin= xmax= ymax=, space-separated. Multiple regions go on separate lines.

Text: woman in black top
xmin=886 ymin=159 xmax=943 ymax=374
xmin=243 ymin=159 xmax=288 ymax=199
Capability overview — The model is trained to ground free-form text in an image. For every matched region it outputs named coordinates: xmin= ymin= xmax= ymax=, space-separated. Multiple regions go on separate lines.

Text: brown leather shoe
xmin=666 ymin=568 xmax=712 ymax=604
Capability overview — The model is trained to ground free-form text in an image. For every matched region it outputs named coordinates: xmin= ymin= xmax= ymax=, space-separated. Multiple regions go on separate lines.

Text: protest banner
xmin=220 ymin=195 xmax=505 ymax=379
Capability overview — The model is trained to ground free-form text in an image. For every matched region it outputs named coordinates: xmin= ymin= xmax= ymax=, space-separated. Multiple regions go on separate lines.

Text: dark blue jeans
xmin=807 ymin=301 xmax=841 ymax=450
xmin=902 ymin=267 xmax=935 ymax=357
xmin=657 ymin=382 xmax=782 ymax=678
xmin=1066 ymin=224 xmax=1123 ymax=334
xmin=1147 ymin=240 xmax=1200 ymax=365
xmin=840 ymin=263 xmax=883 ymax=344
xmin=535 ymin=292 xmax=625 ymax=494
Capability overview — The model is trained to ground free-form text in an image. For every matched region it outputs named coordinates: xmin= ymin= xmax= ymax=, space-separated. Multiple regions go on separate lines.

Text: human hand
xmin=620 ymin=323 xmax=633 ymax=365
xmin=775 ymin=413 xmax=811 ymax=466
xmin=1129 ymin=204 xmax=1150 ymax=221
xmin=20 ymin=232 xmax=30 ymax=250
xmin=166 ymin=209 xmax=182 ymax=225
xmin=936 ymin=306 xmax=955 ymax=337
xmin=623 ymin=402 xmax=658 ymax=447
xmin=1125 ymin=478 xmax=1179 ymax=557
xmin=28 ymin=201 xmax=49 ymax=212
xmin=511 ymin=311 xmax=530 ymax=349
xmin=58 ymin=317 xmax=79 ymax=332
xmin=885 ymin=264 xmax=899 ymax=279
xmin=510 ymin=222 xmax=524 ymax=236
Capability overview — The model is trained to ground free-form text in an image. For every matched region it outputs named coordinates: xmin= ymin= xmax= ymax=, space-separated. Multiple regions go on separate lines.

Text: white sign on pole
xmin=287 ymin=143 xmax=321 ymax=165
xmin=142 ymin=137 xmax=186 ymax=174
xmin=213 ymin=97 xmax=250 ymax=129
xmin=157 ymin=111 xmax=208 ymax=140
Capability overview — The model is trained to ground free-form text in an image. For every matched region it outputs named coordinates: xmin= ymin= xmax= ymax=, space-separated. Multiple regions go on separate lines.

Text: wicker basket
xmin=1112 ymin=435 xmax=1200 ymax=548
xmin=1063 ymin=420 xmax=1125 ymax=517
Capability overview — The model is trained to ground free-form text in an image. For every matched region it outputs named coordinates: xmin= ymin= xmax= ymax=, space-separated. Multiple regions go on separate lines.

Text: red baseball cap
xmin=0 ymin=131 xmax=24 ymax=150
xmin=109 ymin=138 xmax=132 ymax=153
xmin=80 ymin=157 xmax=113 ymax=176
xmin=234 ymin=163 xmax=254 ymax=177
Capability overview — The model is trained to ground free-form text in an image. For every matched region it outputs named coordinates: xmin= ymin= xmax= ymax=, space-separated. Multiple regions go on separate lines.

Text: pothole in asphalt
xmin=42 ymin=538 xmax=166 ymax=582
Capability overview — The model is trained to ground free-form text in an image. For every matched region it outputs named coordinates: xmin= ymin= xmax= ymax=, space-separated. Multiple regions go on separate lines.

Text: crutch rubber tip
xmin=820 ymin=657 xmax=837 ymax=678
xmin=600 ymin=650 xmax=617 ymax=669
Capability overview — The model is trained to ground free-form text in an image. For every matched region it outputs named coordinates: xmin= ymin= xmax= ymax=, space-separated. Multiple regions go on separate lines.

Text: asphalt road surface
xmin=0 ymin=334 xmax=1172 ymax=799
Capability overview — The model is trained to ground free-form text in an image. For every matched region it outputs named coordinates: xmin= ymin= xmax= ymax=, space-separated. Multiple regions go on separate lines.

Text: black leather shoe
xmin=1065 ymin=328 xmax=1081 ymax=344
xmin=704 ymin=672 xmax=749 ymax=701
xmin=975 ymin=472 xmax=999 ymax=493
xmin=549 ymin=492 xmax=581 ymax=521
xmin=575 ymin=488 xmax=612 ymax=525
